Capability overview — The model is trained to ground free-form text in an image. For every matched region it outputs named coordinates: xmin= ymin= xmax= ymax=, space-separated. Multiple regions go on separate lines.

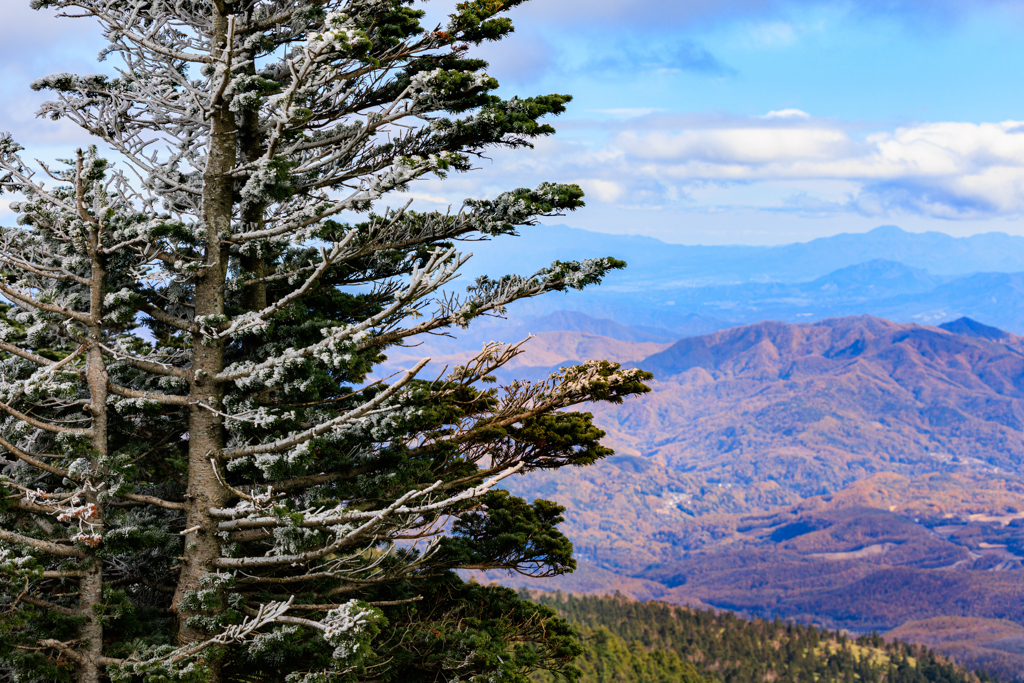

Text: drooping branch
xmin=17 ymin=594 xmax=82 ymax=617
xmin=0 ymin=283 xmax=91 ymax=324
xmin=0 ymin=528 xmax=87 ymax=558
xmin=99 ymin=344 xmax=190 ymax=379
xmin=0 ymin=399 xmax=90 ymax=436
xmin=0 ymin=340 xmax=53 ymax=367
xmin=0 ymin=433 xmax=73 ymax=480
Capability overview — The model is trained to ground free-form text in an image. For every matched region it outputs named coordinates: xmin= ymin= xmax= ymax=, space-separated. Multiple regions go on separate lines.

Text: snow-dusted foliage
xmin=0 ymin=1 xmax=652 ymax=682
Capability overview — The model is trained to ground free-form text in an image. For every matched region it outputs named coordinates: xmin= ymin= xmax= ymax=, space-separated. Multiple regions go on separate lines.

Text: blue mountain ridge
xmin=446 ymin=225 xmax=1024 ymax=334
xmin=453 ymin=224 xmax=1024 ymax=287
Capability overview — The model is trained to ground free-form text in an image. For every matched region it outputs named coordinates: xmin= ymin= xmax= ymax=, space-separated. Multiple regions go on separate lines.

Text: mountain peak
xmin=867 ymin=224 xmax=908 ymax=236
xmin=938 ymin=317 xmax=1012 ymax=341
xmin=636 ymin=315 xmax=1012 ymax=379
xmin=808 ymin=259 xmax=938 ymax=291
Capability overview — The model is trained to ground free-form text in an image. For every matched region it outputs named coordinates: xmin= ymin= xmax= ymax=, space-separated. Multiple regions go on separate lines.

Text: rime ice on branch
xmin=0 ymin=1 xmax=652 ymax=682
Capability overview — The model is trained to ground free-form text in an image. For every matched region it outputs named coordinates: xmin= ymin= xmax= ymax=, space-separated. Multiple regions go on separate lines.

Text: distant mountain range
xmin=446 ymin=314 xmax=1024 ymax=667
xmin=458 ymin=224 xmax=1024 ymax=285
xmin=449 ymin=225 xmax=1024 ymax=333
xmin=434 ymin=224 xmax=1024 ymax=674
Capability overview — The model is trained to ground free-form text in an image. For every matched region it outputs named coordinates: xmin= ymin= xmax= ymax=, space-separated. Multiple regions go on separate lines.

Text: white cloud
xmin=394 ymin=191 xmax=454 ymax=205
xmin=609 ymin=118 xmax=1024 ymax=217
xmin=764 ymin=109 xmax=811 ymax=119
xmin=434 ymin=114 xmax=1024 ymax=221
xmin=574 ymin=179 xmax=626 ymax=203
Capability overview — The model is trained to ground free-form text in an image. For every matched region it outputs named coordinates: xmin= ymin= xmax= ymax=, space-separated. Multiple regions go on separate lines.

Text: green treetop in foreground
xmin=0 ymin=1 xmax=651 ymax=681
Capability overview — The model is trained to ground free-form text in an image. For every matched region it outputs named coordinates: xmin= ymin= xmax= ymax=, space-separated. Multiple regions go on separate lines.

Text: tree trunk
xmin=76 ymin=560 xmax=104 ymax=683
xmin=171 ymin=10 xmax=235 ymax=678
xmin=78 ymin=223 xmax=108 ymax=683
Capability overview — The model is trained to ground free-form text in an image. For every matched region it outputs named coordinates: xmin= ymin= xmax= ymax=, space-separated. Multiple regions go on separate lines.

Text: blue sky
xmin=450 ymin=0 xmax=1024 ymax=244
xmin=6 ymin=1 xmax=1024 ymax=244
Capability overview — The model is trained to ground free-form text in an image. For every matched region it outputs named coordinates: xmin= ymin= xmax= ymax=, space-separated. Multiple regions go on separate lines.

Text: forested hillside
xmin=528 ymin=592 xmax=995 ymax=683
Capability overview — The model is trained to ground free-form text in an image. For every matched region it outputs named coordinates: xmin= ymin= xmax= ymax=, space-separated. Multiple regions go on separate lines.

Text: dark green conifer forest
xmin=528 ymin=592 xmax=999 ymax=683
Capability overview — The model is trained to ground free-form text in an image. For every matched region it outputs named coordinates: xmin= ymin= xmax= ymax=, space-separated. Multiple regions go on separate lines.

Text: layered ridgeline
xmin=445 ymin=225 xmax=1024 ymax=333
xmin=438 ymin=313 xmax=1024 ymax=680
xmin=525 ymin=592 xmax=991 ymax=683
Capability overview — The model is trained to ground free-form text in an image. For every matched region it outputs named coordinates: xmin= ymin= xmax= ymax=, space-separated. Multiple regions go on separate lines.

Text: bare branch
xmin=19 ymin=595 xmax=81 ymax=617
xmin=0 ymin=434 xmax=73 ymax=480
xmin=0 ymin=399 xmax=90 ymax=436
xmin=139 ymin=302 xmax=196 ymax=333
xmin=117 ymin=492 xmax=185 ymax=510
xmin=0 ymin=528 xmax=86 ymax=558
xmin=107 ymin=382 xmax=189 ymax=406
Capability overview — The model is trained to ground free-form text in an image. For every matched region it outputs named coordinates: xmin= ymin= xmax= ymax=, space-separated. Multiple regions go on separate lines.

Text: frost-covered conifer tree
xmin=0 ymin=1 xmax=652 ymax=682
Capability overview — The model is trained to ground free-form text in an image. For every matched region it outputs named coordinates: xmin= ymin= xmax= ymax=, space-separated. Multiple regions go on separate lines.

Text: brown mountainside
xmin=629 ymin=318 xmax=1022 ymax=500
xmin=481 ymin=315 xmax=1024 ymax=674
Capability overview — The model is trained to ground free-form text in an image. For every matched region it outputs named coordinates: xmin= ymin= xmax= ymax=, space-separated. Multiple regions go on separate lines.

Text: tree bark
xmin=78 ymin=203 xmax=109 ymax=683
xmin=171 ymin=11 xmax=235 ymax=679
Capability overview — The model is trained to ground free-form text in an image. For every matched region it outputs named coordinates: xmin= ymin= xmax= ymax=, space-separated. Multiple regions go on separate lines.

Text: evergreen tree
xmin=0 ymin=1 xmax=652 ymax=681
